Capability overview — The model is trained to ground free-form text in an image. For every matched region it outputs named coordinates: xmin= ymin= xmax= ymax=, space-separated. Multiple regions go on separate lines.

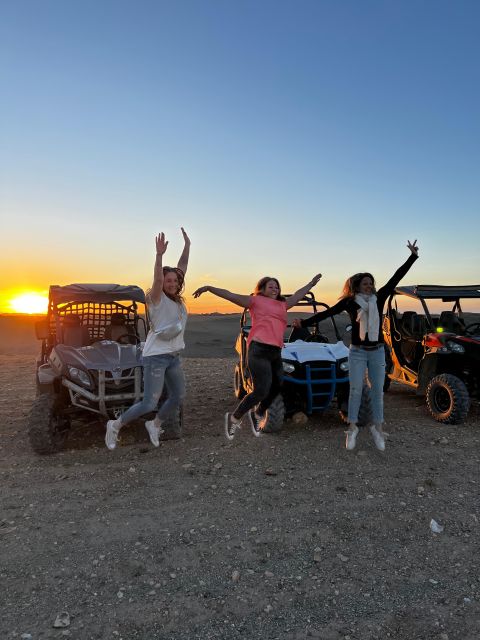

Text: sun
xmin=9 ymin=292 xmax=49 ymax=314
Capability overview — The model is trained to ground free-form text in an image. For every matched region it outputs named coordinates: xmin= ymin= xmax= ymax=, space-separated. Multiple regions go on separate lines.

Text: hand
xmin=181 ymin=227 xmax=191 ymax=246
xmin=310 ymin=273 xmax=322 ymax=287
xmin=292 ymin=318 xmax=303 ymax=328
xmin=193 ymin=286 xmax=209 ymax=298
xmin=407 ymin=239 xmax=419 ymax=256
xmin=156 ymin=232 xmax=168 ymax=255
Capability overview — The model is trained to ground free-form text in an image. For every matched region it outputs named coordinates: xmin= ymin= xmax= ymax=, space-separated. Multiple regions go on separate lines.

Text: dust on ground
xmin=1 ymin=354 xmax=480 ymax=640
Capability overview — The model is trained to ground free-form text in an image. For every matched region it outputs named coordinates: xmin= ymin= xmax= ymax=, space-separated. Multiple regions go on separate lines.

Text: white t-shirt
xmin=143 ymin=293 xmax=188 ymax=357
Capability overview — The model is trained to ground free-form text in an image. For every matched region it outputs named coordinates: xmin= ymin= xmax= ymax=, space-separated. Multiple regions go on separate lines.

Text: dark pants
xmin=233 ymin=341 xmax=283 ymax=419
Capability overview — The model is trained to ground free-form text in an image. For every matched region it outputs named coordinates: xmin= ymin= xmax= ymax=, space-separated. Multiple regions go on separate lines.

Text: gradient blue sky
xmin=1 ymin=0 xmax=479 ymax=312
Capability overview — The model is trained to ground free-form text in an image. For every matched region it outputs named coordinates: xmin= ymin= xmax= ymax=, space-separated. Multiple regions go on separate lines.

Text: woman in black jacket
xmin=293 ymin=240 xmax=419 ymax=451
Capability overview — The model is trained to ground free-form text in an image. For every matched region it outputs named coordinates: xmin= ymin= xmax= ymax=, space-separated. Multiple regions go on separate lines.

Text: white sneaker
xmin=345 ymin=425 xmax=359 ymax=450
xmin=145 ymin=420 xmax=164 ymax=447
xmin=225 ymin=413 xmax=242 ymax=441
xmin=370 ymin=425 xmax=385 ymax=451
xmin=105 ymin=420 xmax=121 ymax=450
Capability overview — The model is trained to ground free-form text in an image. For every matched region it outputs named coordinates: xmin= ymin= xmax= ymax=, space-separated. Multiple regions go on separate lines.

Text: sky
xmin=1 ymin=0 xmax=479 ymax=314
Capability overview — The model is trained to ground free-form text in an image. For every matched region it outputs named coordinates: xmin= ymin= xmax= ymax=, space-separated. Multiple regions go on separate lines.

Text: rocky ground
xmin=1 ymin=354 xmax=480 ymax=640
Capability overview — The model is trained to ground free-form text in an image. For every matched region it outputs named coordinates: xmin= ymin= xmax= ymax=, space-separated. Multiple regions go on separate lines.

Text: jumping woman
xmin=293 ymin=240 xmax=419 ymax=451
xmin=193 ymin=273 xmax=322 ymax=437
xmin=105 ymin=228 xmax=191 ymax=450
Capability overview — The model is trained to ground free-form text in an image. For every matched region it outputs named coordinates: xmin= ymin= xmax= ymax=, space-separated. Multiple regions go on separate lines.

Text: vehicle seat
xmin=62 ymin=315 xmax=91 ymax=347
xmin=401 ymin=311 xmax=423 ymax=338
xmin=104 ymin=313 xmax=130 ymax=342
xmin=438 ymin=311 xmax=465 ymax=334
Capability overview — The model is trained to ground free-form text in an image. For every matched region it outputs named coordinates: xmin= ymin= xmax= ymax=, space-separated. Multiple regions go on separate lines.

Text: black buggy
xmin=232 ymin=293 xmax=355 ymax=436
xmin=383 ymin=284 xmax=480 ymax=424
xmin=29 ymin=283 xmax=180 ymax=454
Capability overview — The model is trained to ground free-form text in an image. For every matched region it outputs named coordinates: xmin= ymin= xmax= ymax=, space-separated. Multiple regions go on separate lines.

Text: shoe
xmin=225 ymin=413 xmax=242 ymax=441
xmin=254 ymin=411 xmax=269 ymax=431
xmin=145 ymin=420 xmax=164 ymax=447
xmin=370 ymin=425 xmax=385 ymax=451
xmin=105 ymin=420 xmax=121 ymax=450
xmin=345 ymin=425 xmax=359 ymax=450
xmin=248 ymin=411 xmax=262 ymax=437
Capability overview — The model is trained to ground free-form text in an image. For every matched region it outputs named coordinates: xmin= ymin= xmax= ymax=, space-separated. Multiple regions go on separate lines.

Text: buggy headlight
xmin=68 ymin=366 xmax=91 ymax=387
xmin=283 ymin=362 xmax=295 ymax=374
xmin=446 ymin=341 xmax=465 ymax=353
xmin=339 ymin=361 xmax=349 ymax=371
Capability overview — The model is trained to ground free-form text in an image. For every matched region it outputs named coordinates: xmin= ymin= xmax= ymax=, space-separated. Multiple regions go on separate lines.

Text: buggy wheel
xmin=426 ymin=374 xmax=470 ymax=425
xmin=28 ymin=393 xmax=70 ymax=454
xmin=161 ymin=405 xmax=184 ymax=440
xmin=357 ymin=383 xmax=374 ymax=427
xmin=261 ymin=395 xmax=285 ymax=434
xmin=234 ymin=363 xmax=246 ymax=399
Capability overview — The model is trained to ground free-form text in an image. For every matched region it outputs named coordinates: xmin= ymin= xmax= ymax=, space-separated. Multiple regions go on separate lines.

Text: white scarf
xmin=355 ymin=293 xmax=380 ymax=341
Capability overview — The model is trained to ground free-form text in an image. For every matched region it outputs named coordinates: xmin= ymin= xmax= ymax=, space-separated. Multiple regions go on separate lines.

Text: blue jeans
xmin=119 ymin=353 xmax=186 ymax=425
xmin=348 ymin=345 xmax=385 ymax=425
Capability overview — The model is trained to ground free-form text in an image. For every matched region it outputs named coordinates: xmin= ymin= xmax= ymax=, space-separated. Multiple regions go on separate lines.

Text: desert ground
xmin=1 ymin=314 xmax=480 ymax=640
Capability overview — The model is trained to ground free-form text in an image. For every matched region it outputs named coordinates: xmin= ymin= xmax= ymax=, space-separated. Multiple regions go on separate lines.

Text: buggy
xmin=29 ymin=283 xmax=180 ymax=453
xmin=383 ymin=284 xmax=480 ymax=424
xmin=233 ymin=293 xmax=355 ymax=435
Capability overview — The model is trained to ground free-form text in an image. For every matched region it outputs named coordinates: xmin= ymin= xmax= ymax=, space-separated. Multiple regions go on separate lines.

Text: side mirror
xmin=35 ymin=319 xmax=50 ymax=340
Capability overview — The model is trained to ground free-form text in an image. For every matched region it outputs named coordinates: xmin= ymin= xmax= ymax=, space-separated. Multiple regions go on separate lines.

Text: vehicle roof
xmin=395 ymin=285 xmax=480 ymax=300
xmin=49 ymin=284 xmax=146 ymax=305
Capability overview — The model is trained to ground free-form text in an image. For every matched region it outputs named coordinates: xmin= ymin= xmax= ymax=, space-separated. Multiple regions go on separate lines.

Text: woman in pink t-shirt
xmin=193 ymin=273 xmax=321 ymax=435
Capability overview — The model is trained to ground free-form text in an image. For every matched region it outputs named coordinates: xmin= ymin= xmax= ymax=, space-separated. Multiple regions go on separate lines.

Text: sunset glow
xmin=9 ymin=293 xmax=49 ymax=315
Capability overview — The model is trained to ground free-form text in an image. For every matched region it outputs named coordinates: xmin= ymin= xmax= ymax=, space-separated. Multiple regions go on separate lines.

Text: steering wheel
xmin=464 ymin=322 xmax=480 ymax=336
xmin=305 ymin=333 xmax=330 ymax=344
xmin=116 ymin=333 xmax=142 ymax=345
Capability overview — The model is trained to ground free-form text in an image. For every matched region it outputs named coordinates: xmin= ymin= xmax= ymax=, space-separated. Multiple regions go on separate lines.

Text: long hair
xmin=340 ymin=272 xmax=376 ymax=299
xmin=253 ymin=276 xmax=286 ymax=301
xmin=146 ymin=267 xmax=185 ymax=304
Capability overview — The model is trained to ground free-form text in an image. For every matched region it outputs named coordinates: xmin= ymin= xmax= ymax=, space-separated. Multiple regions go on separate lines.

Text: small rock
xmin=214 ymin=462 xmax=222 ymax=470
xmin=264 ymin=604 xmax=273 ymax=613
xmin=128 ymin=466 xmax=136 ymax=473
xmin=232 ymin=570 xmax=240 ymax=582
xmin=313 ymin=548 xmax=322 ymax=562
xmin=265 ymin=468 xmax=277 ymax=476
xmin=53 ymin=612 xmax=70 ymax=628
xmin=21 ymin=634 xmax=33 ymax=640
xmin=292 ymin=412 xmax=308 ymax=425
xmin=264 ymin=571 xmax=274 ymax=578
xmin=337 ymin=553 xmax=348 ymax=562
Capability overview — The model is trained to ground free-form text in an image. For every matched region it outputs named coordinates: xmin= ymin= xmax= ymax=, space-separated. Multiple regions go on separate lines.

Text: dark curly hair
xmin=340 ymin=272 xmax=376 ymax=299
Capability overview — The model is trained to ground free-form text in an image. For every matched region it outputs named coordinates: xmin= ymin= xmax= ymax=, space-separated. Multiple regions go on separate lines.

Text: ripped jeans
xmin=119 ymin=353 xmax=186 ymax=425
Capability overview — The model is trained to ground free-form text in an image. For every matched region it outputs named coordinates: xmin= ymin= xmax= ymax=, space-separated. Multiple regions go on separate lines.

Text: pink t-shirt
xmin=247 ymin=295 xmax=288 ymax=348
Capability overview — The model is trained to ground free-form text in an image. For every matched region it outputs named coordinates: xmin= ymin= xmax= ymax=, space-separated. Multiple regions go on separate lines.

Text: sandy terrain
xmin=1 ymin=315 xmax=480 ymax=640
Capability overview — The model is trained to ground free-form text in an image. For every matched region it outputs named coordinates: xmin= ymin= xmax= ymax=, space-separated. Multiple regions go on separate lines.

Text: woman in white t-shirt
xmin=193 ymin=273 xmax=321 ymax=438
xmin=105 ymin=229 xmax=190 ymax=450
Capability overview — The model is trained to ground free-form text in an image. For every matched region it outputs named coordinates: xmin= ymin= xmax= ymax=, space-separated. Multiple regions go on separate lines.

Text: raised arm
xmin=193 ymin=286 xmax=250 ymax=308
xmin=285 ymin=273 xmax=322 ymax=310
xmin=150 ymin=233 xmax=168 ymax=305
xmin=377 ymin=239 xmax=419 ymax=299
xmin=177 ymin=227 xmax=191 ymax=275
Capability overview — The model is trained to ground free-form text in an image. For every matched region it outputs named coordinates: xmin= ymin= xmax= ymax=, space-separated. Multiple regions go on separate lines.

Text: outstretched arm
xmin=293 ymin=298 xmax=349 ymax=328
xmin=177 ymin=227 xmax=191 ymax=275
xmin=150 ymin=233 xmax=168 ymax=305
xmin=193 ymin=286 xmax=250 ymax=308
xmin=378 ymin=239 xmax=419 ymax=299
xmin=286 ymin=273 xmax=322 ymax=310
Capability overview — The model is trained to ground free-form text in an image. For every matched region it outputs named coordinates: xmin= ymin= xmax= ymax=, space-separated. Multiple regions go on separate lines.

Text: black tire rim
xmin=433 ymin=386 xmax=452 ymax=414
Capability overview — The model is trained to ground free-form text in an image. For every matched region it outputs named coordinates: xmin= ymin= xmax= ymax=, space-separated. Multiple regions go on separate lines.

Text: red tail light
xmin=424 ymin=333 xmax=444 ymax=348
